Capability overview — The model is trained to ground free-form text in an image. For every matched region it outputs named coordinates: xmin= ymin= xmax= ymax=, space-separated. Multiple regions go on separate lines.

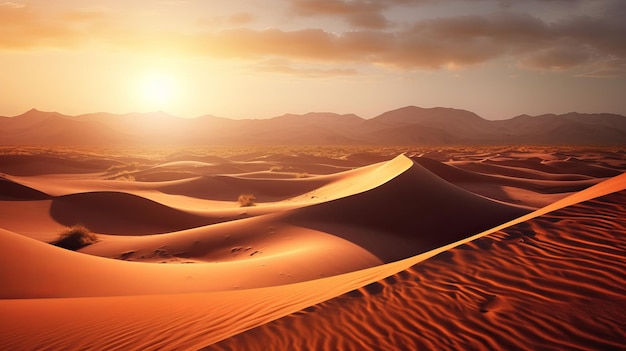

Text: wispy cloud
xmin=518 ymin=46 xmax=593 ymax=72
xmin=250 ymin=59 xmax=359 ymax=77
xmin=187 ymin=12 xmax=626 ymax=76
xmin=287 ymin=0 xmax=392 ymax=29
xmin=228 ymin=12 xmax=255 ymax=25
xmin=2 ymin=1 xmax=625 ymax=77
xmin=0 ymin=1 xmax=24 ymax=8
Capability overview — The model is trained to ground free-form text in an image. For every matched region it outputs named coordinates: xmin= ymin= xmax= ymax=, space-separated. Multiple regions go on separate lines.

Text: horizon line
xmin=4 ymin=106 xmax=626 ymax=121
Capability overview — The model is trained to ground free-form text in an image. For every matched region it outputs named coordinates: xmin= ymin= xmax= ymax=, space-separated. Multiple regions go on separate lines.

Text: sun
xmin=138 ymin=72 xmax=178 ymax=109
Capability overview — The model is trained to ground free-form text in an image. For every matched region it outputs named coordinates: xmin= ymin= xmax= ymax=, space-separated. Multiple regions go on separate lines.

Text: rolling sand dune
xmin=449 ymin=160 xmax=595 ymax=181
xmin=483 ymin=156 xmax=622 ymax=178
xmin=0 ymin=154 xmax=121 ymax=176
xmin=211 ymin=190 xmax=626 ymax=351
xmin=412 ymin=157 xmax=601 ymax=208
xmin=50 ymin=192 xmax=217 ymax=234
xmin=0 ymin=176 xmax=51 ymax=200
xmin=0 ymin=147 xmax=624 ymax=350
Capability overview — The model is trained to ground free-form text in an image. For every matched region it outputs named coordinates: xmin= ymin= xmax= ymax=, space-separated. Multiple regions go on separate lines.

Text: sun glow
xmin=138 ymin=72 xmax=178 ymax=109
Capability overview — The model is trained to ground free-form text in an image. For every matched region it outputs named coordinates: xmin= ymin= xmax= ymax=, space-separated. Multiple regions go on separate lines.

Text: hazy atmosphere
xmin=1 ymin=2 xmax=625 ymax=350
xmin=2 ymin=0 xmax=625 ymax=119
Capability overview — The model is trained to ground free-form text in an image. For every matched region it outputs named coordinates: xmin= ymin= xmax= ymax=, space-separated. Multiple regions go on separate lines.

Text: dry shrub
xmin=52 ymin=225 xmax=98 ymax=250
xmin=114 ymin=174 xmax=136 ymax=181
xmin=238 ymin=193 xmax=256 ymax=207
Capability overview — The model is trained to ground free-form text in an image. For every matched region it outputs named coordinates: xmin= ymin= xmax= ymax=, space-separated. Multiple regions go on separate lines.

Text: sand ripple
xmin=210 ymin=191 xmax=626 ymax=351
xmin=1 ymin=147 xmax=624 ymax=350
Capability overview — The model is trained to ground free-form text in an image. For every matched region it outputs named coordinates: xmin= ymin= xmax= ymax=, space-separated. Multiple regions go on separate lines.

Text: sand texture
xmin=0 ymin=146 xmax=624 ymax=350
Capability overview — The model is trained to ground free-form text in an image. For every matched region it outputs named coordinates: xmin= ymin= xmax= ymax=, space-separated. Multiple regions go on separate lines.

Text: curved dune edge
xmin=1 ymin=172 xmax=624 ymax=350
xmin=0 ymin=155 xmax=527 ymax=298
xmin=211 ymin=188 xmax=626 ymax=351
xmin=0 ymin=176 xmax=51 ymax=200
xmin=81 ymin=155 xmax=527 ymax=265
xmin=0 ymin=156 xmax=412 ymax=238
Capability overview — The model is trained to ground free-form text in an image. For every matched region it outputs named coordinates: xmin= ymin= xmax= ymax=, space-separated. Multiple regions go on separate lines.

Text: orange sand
xmin=0 ymin=146 xmax=624 ymax=350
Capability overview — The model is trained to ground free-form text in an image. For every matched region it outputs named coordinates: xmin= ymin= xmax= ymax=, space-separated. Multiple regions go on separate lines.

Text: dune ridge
xmin=210 ymin=189 xmax=626 ymax=351
xmin=1 ymin=171 xmax=624 ymax=350
xmin=0 ymin=147 xmax=624 ymax=350
xmin=0 ymin=155 xmax=528 ymax=298
xmin=0 ymin=176 xmax=51 ymax=200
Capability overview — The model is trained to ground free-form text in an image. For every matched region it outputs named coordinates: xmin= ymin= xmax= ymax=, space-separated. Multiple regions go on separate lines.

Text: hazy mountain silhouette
xmin=1 ymin=106 xmax=625 ymax=145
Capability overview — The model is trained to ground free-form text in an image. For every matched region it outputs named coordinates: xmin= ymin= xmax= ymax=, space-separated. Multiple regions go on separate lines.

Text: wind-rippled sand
xmin=0 ymin=146 xmax=624 ymax=350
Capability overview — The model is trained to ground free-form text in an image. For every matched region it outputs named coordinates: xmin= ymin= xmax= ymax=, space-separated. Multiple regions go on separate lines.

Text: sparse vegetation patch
xmin=238 ymin=193 xmax=256 ymax=207
xmin=51 ymin=224 xmax=98 ymax=250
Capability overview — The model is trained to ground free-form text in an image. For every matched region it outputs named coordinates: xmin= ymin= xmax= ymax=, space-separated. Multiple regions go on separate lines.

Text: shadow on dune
xmin=0 ymin=178 xmax=51 ymax=200
xmin=282 ymin=158 xmax=530 ymax=263
xmin=208 ymin=190 xmax=626 ymax=351
xmin=157 ymin=174 xmax=330 ymax=201
xmin=0 ymin=154 xmax=117 ymax=176
xmin=49 ymin=191 xmax=218 ymax=235
xmin=412 ymin=157 xmax=599 ymax=195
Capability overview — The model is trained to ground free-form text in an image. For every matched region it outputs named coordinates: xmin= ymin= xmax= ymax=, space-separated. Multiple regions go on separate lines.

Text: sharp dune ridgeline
xmin=2 ymin=106 xmax=626 ymax=145
xmin=0 ymin=145 xmax=625 ymax=350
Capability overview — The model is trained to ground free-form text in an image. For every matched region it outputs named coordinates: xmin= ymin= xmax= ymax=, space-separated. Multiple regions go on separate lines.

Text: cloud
xmin=195 ymin=28 xmax=342 ymax=61
xmin=227 ymin=12 xmax=254 ymax=25
xmin=251 ymin=59 xmax=359 ymax=77
xmin=285 ymin=0 xmax=437 ymax=29
xmin=2 ymin=1 xmax=625 ymax=77
xmin=518 ymin=46 xmax=593 ymax=71
xmin=0 ymin=5 xmax=118 ymax=50
xmin=575 ymin=57 xmax=626 ymax=78
xmin=0 ymin=2 xmax=24 ymax=8
xmin=287 ymin=0 xmax=400 ymax=29
xmin=0 ymin=6 xmax=84 ymax=49
xmin=187 ymin=11 xmax=625 ymax=74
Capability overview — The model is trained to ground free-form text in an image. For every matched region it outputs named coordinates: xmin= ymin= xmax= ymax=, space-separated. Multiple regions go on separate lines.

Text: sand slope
xmin=0 ymin=155 xmax=529 ymax=298
xmin=0 ymin=147 xmax=624 ymax=350
xmin=211 ymin=189 xmax=626 ymax=351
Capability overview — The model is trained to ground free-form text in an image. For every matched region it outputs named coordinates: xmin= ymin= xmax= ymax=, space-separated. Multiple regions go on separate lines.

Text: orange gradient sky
xmin=1 ymin=0 xmax=625 ymax=119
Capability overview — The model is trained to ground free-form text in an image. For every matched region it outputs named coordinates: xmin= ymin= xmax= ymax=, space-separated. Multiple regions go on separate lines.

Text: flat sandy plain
xmin=0 ymin=145 xmax=624 ymax=350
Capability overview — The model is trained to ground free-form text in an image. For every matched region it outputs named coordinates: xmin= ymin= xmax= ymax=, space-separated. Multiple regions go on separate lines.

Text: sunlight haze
xmin=1 ymin=0 xmax=625 ymax=119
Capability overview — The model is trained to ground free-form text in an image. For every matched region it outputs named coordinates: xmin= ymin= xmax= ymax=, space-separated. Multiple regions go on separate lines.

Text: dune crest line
xmin=1 ymin=147 xmax=624 ymax=350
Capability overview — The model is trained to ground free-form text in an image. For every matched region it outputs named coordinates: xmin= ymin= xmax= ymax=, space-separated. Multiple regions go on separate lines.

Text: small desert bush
xmin=238 ymin=193 xmax=256 ymax=207
xmin=52 ymin=225 xmax=98 ymax=250
xmin=114 ymin=174 xmax=136 ymax=181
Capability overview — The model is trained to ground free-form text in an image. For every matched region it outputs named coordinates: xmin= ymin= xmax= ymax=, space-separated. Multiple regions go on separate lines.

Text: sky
xmin=1 ymin=0 xmax=625 ymax=120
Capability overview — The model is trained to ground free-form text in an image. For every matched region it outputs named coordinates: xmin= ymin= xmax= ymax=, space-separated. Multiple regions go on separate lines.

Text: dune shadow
xmin=282 ymin=158 xmax=530 ymax=263
xmin=0 ymin=178 xmax=51 ymax=201
xmin=49 ymin=191 xmax=218 ymax=235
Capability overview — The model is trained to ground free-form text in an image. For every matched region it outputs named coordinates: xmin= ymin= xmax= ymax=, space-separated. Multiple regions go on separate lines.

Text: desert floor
xmin=0 ymin=146 xmax=624 ymax=350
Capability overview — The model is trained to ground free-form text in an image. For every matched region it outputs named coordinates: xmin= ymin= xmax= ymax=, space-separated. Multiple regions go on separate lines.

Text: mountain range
xmin=1 ymin=106 xmax=625 ymax=146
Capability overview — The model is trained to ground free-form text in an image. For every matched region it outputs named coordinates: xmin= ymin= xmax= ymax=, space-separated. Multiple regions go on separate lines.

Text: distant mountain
xmin=364 ymin=106 xmax=495 ymax=144
xmin=490 ymin=113 xmax=626 ymax=145
xmin=0 ymin=109 xmax=128 ymax=145
xmin=1 ymin=107 xmax=625 ymax=146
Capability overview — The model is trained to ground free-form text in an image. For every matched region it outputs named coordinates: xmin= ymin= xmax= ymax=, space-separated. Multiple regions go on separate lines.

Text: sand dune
xmin=50 ymin=191 xmax=218 ymax=234
xmin=413 ymin=157 xmax=601 ymax=208
xmin=0 ymin=154 xmax=120 ymax=176
xmin=0 ymin=147 xmax=624 ymax=350
xmin=0 ymin=176 xmax=51 ymax=200
xmin=211 ymin=189 xmax=626 ymax=351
